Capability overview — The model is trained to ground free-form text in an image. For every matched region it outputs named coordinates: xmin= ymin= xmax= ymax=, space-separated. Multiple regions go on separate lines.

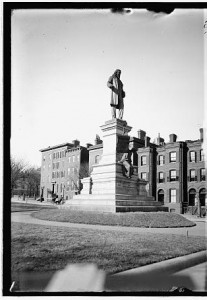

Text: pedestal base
xmin=65 ymin=164 xmax=168 ymax=213
xmin=64 ymin=119 xmax=168 ymax=213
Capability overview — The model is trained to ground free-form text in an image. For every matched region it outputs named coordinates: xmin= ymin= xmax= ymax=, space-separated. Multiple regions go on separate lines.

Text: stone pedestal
xmin=67 ymin=119 xmax=168 ymax=213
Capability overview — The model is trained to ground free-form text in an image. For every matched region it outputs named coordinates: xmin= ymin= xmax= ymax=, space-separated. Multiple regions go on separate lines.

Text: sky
xmin=11 ymin=8 xmax=204 ymax=167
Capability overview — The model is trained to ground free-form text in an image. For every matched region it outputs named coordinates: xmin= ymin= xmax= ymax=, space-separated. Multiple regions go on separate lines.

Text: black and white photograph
xmin=4 ymin=3 xmax=207 ymax=295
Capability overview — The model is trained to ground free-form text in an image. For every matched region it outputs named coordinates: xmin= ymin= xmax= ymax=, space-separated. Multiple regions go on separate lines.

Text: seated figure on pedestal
xmin=118 ymin=145 xmax=134 ymax=179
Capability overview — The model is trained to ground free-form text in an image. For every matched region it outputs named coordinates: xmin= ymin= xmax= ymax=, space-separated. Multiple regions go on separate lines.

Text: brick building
xmin=40 ymin=140 xmax=89 ymax=201
xmin=40 ymin=129 xmax=205 ymax=213
xmin=137 ymin=129 xmax=206 ymax=213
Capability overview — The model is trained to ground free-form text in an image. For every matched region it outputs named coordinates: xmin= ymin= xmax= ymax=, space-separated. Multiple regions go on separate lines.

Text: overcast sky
xmin=11 ymin=9 xmax=204 ymax=167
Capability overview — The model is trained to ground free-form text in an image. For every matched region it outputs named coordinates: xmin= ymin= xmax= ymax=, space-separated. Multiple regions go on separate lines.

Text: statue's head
xmin=114 ymin=69 xmax=121 ymax=77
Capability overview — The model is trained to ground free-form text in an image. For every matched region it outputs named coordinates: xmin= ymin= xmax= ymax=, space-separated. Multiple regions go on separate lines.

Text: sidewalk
xmin=11 ymin=210 xmax=206 ymax=237
xmin=183 ymin=214 xmax=207 ymax=223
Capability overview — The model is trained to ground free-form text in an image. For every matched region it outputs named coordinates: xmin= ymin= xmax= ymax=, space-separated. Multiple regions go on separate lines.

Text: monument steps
xmin=64 ymin=197 xmax=164 ymax=208
xmin=60 ymin=204 xmax=168 ymax=213
xmin=68 ymin=193 xmax=154 ymax=201
xmin=116 ymin=206 xmax=169 ymax=213
xmin=116 ymin=200 xmax=163 ymax=207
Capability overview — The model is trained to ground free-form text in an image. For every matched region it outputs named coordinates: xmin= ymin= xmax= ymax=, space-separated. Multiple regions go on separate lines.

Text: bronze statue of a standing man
xmin=107 ymin=69 xmax=126 ymax=120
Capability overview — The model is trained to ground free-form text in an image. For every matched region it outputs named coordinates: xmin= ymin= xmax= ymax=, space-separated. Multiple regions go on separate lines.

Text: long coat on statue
xmin=107 ymin=75 xmax=125 ymax=109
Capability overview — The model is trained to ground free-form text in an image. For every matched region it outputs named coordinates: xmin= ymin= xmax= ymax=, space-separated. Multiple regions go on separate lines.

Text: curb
xmin=113 ymin=250 xmax=207 ymax=277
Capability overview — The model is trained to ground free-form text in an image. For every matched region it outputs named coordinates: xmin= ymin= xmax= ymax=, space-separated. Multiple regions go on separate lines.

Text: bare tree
xmin=24 ymin=167 xmax=41 ymax=198
xmin=11 ymin=157 xmax=27 ymax=194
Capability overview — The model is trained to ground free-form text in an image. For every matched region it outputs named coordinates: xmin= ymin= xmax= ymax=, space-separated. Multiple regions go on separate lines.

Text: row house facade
xmin=137 ymin=129 xmax=206 ymax=213
xmin=40 ymin=140 xmax=89 ymax=200
xmin=88 ymin=129 xmax=206 ymax=214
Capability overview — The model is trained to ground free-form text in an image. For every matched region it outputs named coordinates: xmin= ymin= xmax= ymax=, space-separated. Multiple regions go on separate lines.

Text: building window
xmin=141 ymin=172 xmax=147 ymax=180
xmin=158 ymin=172 xmax=164 ymax=183
xmin=170 ymin=170 xmax=176 ymax=182
xmin=56 ymin=184 xmax=58 ymax=193
xmin=170 ymin=189 xmax=176 ymax=203
xmin=141 ymin=156 xmax=146 ymax=166
xmin=200 ymin=168 xmax=206 ymax=181
xmin=190 ymin=151 xmax=196 ymax=162
xmin=200 ymin=150 xmax=204 ymax=161
xmin=72 ymin=156 xmax=75 ymax=162
xmin=69 ymin=157 xmax=71 ymax=163
xmin=169 ymin=152 xmax=176 ymax=163
xmin=77 ymin=155 xmax=79 ymax=161
xmin=189 ymin=169 xmax=196 ymax=181
xmin=158 ymin=155 xmax=164 ymax=166
xmin=49 ymin=154 xmax=51 ymax=160
xmin=56 ymin=162 xmax=59 ymax=169
xmin=52 ymin=172 xmax=55 ymax=179
xmin=43 ymin=155 xmax=46 ymax=161
xmin=53 ymin=153 xmax=55 ymax=159
xmin=68 ymin=168 xmax=70 ymax=175
xmin=95 ymin=155 xmax=100 ymax=164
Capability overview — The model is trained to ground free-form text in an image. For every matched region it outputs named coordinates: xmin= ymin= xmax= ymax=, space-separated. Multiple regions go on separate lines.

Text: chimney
xmin=157 ymin=133 xmax=165 ymax=145
xmin=157 ymin=133 xmax=160 ymax=145
xmin=94 ymin=134 xmax=102 ymax=145
xmin=72 ymin=139 xmax=80 ymax=147
xmin=169 ymin=134 xmax=177 ymax=143
xmin=86 ymin=143 xmax=93 ymax=148
xmin=199 ymin=128 xmax=203 ymax=142
xmin=145 ymin=136 xmax=151 ymax=147
xmin=137 ymin=130 xmax=146 ymax=140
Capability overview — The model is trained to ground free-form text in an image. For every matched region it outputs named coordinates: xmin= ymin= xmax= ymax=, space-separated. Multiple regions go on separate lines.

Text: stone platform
xmin=65 ymin=119 xmax=168 ymax=213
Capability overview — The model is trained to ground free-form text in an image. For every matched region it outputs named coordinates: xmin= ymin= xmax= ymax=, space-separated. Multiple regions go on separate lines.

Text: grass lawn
xmin=11 ymin=222 xmax=206 ymax=290
xmin=32 ymin=209 xmax=195 ymax=228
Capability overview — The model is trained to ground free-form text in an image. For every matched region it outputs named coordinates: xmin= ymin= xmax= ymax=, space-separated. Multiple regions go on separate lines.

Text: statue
xmin=118 ymin=144 xmax=134 ymax=179
xmin=107 ymin=69 xmax=126 ymax=120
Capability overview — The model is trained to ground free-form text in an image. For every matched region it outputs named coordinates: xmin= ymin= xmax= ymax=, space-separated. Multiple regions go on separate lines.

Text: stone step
xmin=60 ymin=204 xmax=168 ymax=213
xmin=62 ymin=204 xmax=116 ymax=213
xmin=70 ymin=194 xmax=154 ymax=201
xmin=65 ymin=197 xmax=160 ymax=206
xmin=116 ymin=200 xmax=162 ymax=207
xmin=116 ymin=206 xmax=169 ymax=213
